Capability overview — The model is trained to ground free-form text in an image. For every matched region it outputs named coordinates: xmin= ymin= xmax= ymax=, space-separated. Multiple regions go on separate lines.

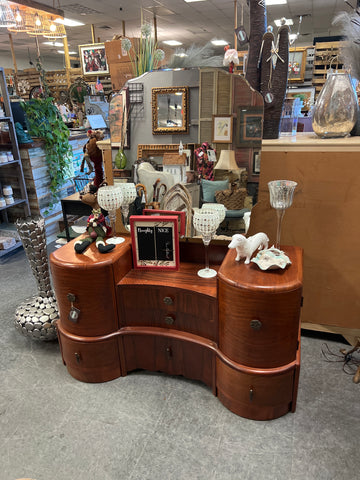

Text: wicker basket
xmin=215 ymin=187 xmax=247 ymax=210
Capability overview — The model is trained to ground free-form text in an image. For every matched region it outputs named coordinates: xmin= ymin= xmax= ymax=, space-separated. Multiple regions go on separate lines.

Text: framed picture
xmin=142 ymin=209 xmax=186 ymax=237
xmin=235 ymin=106 xmax=263 ymax=148
xmin=109 ymin=87 xmax=130 ymax=148
xmin=79 ymin=43 xmax=109 ymax=76
xmin=212 ymin=115 xmax=233 ymax=143
xmin=130 ymin=215 xmax=180 ymax=270
xmin=286 ymin=87 xmax=315 ymax=112
xmin=288 ymin=47 xmax=307 ymax=83
xmin=253 ymin=151 xmax=261 ymax=175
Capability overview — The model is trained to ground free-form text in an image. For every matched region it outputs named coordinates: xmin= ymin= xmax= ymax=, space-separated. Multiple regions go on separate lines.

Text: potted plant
xmin=22 ymin=97 xmax=73 ymax=211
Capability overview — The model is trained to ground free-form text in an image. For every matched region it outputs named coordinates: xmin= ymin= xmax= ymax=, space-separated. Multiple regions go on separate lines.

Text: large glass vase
xmin=312 ymin=72 xmax=358 ymax=138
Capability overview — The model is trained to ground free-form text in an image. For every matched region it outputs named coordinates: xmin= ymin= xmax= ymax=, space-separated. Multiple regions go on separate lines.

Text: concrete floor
xmin=1 ymin=245 xmax=359 ymax=480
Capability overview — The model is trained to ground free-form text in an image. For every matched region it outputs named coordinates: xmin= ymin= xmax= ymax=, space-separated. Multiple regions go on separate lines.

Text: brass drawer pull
xmin=164 ymin=315 xmax=175 ymax=325
xmin=67 ymin=293 xmax=80 ymax=323
xmin=163 ymin=296 xmax=173 ymax=305
xmin=74 ymin=352 xmax=81 ymax=364
xmin=250 ymin=319 xmax=262 ymax=331
xmin=166 ymin=346 xmax=172 ymax=357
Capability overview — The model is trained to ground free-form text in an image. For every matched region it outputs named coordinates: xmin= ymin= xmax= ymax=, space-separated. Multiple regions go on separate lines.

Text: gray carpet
xmin=0 ymin=245 xmax=359 ymax=480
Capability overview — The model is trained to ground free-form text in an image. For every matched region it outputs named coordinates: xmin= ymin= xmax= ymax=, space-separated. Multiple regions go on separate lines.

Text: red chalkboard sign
xmin=130 ymin=215 xmax=180 ymax=270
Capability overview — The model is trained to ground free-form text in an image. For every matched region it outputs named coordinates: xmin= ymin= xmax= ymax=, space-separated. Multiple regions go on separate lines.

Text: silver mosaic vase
xmin=14 ymin=216 xmax=59 ymax=341
xmin=312 ymin=72 xmax=358 ymax=138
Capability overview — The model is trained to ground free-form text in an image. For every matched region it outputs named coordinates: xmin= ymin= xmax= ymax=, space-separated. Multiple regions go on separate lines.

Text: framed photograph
xmin=253 ymin=151 xmax=261 ymax=175
xmin=236 ymin=106 xmax=263 ymax=148
xmin=130 ymin=215 xmax=180 ymax=270
xmin=286 ymin=86 xmax=315 ymax=112
xmin=79 ymin=43 xmax=109 ymax=76
xmin=288 ymin=47 xmax=307 ymax=83
xmin=212 ymin=115 xmax=233 ymax=143
xmin=142 ymin=209 xmax=186 ymax=237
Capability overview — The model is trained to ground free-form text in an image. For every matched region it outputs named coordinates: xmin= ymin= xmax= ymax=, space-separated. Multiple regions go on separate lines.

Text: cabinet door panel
xmin=216 ymin=358 xmax=295 ymax=420
xmin=218 ymin=281 xmax=301 ymax=367
xmin=52 ymin=262 xmax=118 ymax=336
xmin=59 ymin=333 xmax=121 ymax=383
xmin=122 ymin=334 xmax=214 ymax=388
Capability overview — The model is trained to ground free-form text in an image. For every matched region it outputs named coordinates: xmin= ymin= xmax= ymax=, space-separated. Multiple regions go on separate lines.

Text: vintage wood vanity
xmin=50 ymin=238 xmax=303 ymax=421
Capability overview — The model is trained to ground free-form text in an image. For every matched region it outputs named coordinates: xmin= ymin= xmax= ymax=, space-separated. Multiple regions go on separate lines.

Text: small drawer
xmin=58 ymin=332 xmax=121 ymax=383
xmin=216 ymin=358 xmax=295 ymax=420
xmin=118 ymin=285 xmax=217 ymax=340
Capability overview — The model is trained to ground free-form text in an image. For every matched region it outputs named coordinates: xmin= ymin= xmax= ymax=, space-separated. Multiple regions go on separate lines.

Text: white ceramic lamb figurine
xmin=228 ymin=232 xmax=269 ymax=264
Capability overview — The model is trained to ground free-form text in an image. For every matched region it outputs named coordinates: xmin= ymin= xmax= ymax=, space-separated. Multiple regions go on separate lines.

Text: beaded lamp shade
xmin=0 ymin=0 xmax=16 ymax=28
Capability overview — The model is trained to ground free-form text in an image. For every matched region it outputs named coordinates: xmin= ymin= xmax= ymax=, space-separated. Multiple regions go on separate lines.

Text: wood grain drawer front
xmin=122 ymin=334 xmax=214 ymax=389
xmin=58 ymin=333 xmax=121 ymax=383
xmin=118 ymin=286 xmax=217 ymax=341
xmin=51 ymin=262 xmax=118 ymax=336
xmin=218 ymin=281 xmax=302 ymax=368
xmin=216 ymin=358 xmax=295 ymax=421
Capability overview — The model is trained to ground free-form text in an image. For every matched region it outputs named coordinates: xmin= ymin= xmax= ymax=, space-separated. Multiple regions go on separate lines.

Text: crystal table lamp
xmin=268 ymin=180 xmax=297 ymax=250
xmin=97 ymin=185 xmax=124 ymax=245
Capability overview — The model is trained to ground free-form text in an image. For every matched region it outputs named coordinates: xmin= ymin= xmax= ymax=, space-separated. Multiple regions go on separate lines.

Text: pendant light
xmin=43 ymin=18 xmax=66 ymax=39
xmin=27 ymin=13 xmax=51 ymax=36
xmin=8 ymin=7 xmax=34 ymax=33
xmin=0 ymin=0 xmax=16 ymax=28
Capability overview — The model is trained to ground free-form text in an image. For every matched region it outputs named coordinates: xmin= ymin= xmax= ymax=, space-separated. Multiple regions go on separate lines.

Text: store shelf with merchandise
xmin=0 ymin=67 xmax=30 ymax=257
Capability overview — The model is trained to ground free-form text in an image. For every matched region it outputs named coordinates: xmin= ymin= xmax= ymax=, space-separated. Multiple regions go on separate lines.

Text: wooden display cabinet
xmin=50 ymin=238 xmax=303 ymax=421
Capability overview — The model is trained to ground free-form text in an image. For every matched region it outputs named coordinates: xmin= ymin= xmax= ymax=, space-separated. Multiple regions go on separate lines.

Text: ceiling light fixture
xmin=43 ymin=41 xmax=65 ymax=47
xmin=211 ymin=39 xmax=229 ymax=46
xmin=274 ymin=18 xmax=293 ymax=27
xmin=57 ymin=50 xmax=76 ymax=54
xmin=163 ymin=40 xmax=182 ymax=46
xmin=55 ymin=17 xmax=85 ymax=27
xmin=184 ymin=0 xmax=207 ymax=3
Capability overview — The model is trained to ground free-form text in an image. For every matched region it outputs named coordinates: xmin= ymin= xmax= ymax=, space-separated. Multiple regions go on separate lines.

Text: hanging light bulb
xmin=35 ymin=13 xmax=41 ymax=27
xmin=50 ymin=21 xmax=56 ymax=32
xmin=15 ymin=7 xmax=22 ymax=22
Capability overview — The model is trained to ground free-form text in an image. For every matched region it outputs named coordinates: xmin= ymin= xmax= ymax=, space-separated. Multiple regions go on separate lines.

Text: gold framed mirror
xmin=152 ymin=87 xmax=189 ymax=135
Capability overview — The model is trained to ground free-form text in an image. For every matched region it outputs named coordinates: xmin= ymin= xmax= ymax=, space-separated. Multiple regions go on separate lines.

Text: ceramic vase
xmin=14 ymin=216 xmax=59 ymax=341
xmin=312 ymin=72 xmax=358 ymax=138
xmin=114 ymin=148 xmax=127 ymax=169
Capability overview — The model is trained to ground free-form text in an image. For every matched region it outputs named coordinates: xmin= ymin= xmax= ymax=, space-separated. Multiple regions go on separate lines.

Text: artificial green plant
xmin=22 ymin=97 xmax=73 ymax=211
xmin=121 ymin=23 xmax=165 ymax=77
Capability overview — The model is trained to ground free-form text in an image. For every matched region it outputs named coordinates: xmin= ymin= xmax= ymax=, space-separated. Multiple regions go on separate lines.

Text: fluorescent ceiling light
xmin=265 ymin=0 xmax=287 ymax=5
xmin=57 ymin=50 xmax=77 ymax=54
xmin=55 ymin=18 xmax=85 ymax=27
xmin=174 ymin=53 xmax=188 ymax=57
xmin=211 ymin=39 xmax=229 ymax=46
xmin=43 ymin=42 xmax=65 ymax=47
xmin=184 ymin=0 xmax=207 ymax=3
xmin=163 ymin=40 xmax=182 ymax=46
xmin=274 ymin=18 xmax=293 ymax=26
xmin=289 ymin=34 xmax=298 ymax=41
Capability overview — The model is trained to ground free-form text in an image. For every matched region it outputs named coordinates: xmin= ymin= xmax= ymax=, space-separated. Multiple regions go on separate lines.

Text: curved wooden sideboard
xmin=50 ymin=239 xmax=303 ymax=421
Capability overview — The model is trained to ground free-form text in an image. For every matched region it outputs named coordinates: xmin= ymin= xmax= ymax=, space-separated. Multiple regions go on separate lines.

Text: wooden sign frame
xmin=130 ymin=215 xmax=180 ymax=270
xmin=142 ymin=209 xmax=186 ymax=237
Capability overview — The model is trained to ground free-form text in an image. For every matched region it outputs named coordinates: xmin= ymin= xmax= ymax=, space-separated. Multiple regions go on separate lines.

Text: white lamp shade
xmin=214 ymin=150 xmax=238 ymax=171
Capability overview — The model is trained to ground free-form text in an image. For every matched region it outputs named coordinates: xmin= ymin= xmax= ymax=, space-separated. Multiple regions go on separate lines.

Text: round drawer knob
xmin=163 ymin=296 xmax=173 ymax=305
xmin=250 ymin=319 xmax=262 ymax=331
xmin=164 ymin=315 xmax=175 ymax=325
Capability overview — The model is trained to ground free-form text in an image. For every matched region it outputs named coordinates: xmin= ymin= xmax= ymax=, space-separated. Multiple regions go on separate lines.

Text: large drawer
xmin=121 ymin=331 xmax=215 ymax=389
xmin=218 ymin=280 xmax=302 ymax=368
xmin=58 ymin=331 xmax=121 ymax=383
xmin=118 ymin=285 xmax=217 ymax=341
xmin=216 ymin=358 xmax=296 ymax=420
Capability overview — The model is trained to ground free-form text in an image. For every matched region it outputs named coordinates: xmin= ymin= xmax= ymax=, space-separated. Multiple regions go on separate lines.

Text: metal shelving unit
xmin=0 ymin=67 xmax=30 ymax=257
